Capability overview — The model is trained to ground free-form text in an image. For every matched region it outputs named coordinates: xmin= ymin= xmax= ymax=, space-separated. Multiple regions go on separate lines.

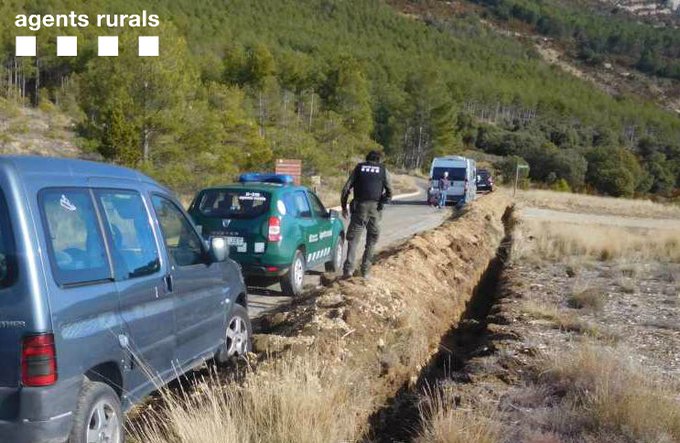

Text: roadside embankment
xmin=130 ymin=193 xmax=512 ymax=443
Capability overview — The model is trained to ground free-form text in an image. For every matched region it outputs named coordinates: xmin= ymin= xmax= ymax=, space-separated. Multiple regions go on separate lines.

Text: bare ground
xmin=401 ymin=195 xmax=680 ymax=443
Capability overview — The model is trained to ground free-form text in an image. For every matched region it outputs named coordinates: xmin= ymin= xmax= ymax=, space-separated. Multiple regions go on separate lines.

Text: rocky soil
xmin=383 ymin=249 xmax=680 ymax=441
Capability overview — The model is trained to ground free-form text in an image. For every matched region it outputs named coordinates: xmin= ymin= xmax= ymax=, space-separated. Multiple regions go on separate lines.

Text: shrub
xmin=567 ymin=288 xmax=604 ymax=311
xmin=550 ymin=178 xmax=571 ymax=192
xmin=585 ymin=146 xmax=643 ymax=197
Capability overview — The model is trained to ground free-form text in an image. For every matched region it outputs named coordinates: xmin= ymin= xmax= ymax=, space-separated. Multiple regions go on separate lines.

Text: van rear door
xmin=431 ymin=165 xmax=467 ymax=201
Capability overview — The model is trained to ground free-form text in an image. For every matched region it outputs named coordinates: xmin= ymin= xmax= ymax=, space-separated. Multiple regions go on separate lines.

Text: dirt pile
xmin=254 ymin=192 xmax=512 ymax=432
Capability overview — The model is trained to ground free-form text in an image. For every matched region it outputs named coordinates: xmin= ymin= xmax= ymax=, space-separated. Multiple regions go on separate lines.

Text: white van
xmin=429 ymin=156 xmax=477 ymax=205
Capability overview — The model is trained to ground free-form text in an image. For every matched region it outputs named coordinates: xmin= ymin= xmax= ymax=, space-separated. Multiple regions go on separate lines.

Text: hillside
xmin=0 ymin=0 xmax=678 ymax=198
xmin=0 ymin=98 xmax=82 ymax=158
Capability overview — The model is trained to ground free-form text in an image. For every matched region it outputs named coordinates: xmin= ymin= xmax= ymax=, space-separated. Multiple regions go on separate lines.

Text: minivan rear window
xmin=0 ymin=190 xmax=16 ymax=288
xmin=432 ymin=167 xmax=467 ymax=181
xmin=196 ymin=189 xmax=271 ymax=219
xmin=40 ymin=189 xmax=111 ymax=286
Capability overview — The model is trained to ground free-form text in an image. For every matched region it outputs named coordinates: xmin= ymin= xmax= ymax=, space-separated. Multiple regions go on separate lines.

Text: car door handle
xmin=164 ymin=274 xmax=174 ymax=293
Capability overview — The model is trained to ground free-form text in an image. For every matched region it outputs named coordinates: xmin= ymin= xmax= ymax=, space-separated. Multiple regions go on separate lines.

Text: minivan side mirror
xmin=327 ymin=209 xmax=340 ymax=220
xmin=210 ymin=237 xmax=229 ymax=262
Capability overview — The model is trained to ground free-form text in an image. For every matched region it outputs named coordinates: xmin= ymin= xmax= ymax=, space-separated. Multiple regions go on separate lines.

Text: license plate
xmin=226 ymin=236 xmax=245 ymax=246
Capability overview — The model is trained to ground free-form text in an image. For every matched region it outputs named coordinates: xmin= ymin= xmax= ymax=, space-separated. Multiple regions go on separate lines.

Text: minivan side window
xmin=97 ymin=190 xmax=160 ymax=280
xmin=151 ymin=195 xmax=205 ymax=267
xmin=0 ymin=190 xmax=16 ymax=288
xmin=40 ymin=189 xmax=111 ymax=286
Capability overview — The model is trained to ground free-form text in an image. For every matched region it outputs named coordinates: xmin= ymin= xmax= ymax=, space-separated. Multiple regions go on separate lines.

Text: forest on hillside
xmin=470 ymin=0 xmax=680 ymax=80
xmin=0 ymin=0 xmax=679 ymax=197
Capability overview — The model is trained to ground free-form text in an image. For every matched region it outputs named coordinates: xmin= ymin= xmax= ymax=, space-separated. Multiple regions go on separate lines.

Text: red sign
xmin=275 ymin=159 xmax=302 ymax=185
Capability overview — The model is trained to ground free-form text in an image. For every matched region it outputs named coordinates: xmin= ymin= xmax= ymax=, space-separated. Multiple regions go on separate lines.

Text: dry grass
xmin=567 ymin=287 xmax=605 ymax=311
xmin=523 ymin=301 xmax=589 ymax=333
xmin=513 ymin=188 xmax=680 ymax=219
xmin=522 ymin=301 xmax=616 ymax=340
xmin=617 ymin=276 xmax=637 ymax=294
xmin=512 ymin=219 xmax=680 ymax=264
xmin=129 ymin=356 xmax=372 ymax=443
xmin=539 ymin=345 xmax=680 ymax=441
xmin=416 ymin=386 xmax=501 ymax=443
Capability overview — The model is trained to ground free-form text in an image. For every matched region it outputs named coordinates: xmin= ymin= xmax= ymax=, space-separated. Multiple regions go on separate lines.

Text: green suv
xmin=188 ymin=174 xmax=345 ymax=296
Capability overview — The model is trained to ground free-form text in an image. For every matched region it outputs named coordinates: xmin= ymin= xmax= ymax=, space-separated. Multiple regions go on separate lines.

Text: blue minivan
xmin=0 ymin=156 xmax=251 ymax=443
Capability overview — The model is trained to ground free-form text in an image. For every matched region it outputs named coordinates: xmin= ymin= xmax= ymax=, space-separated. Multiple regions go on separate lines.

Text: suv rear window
xmin=196 ymin=189 xmax=271 ymax=219
xmin=432 ymin=167 xmax=466 ymax=181
xmin=0 ymin=190 xmax=16 ymax=288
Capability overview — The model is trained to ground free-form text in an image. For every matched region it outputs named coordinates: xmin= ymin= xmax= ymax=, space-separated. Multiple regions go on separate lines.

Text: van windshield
xmin=196 ymin=189 xmax=271 ymax=219
xmin=0 ymin=190 xmax=16 ymax=288
xmin=432 ymin=167 xmax=466 ymax=181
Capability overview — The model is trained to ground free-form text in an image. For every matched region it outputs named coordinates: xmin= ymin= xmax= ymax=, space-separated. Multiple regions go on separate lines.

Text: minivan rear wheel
xmin=281 ymin=249 xmax=305 ymax=296
xmin=69 ymin=380 xmax=122 ymax=443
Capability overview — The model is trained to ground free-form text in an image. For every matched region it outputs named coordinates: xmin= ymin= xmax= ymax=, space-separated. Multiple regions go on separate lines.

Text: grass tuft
xmin=416 ymin=386 xmax=501 ymax=443
xmin=539 ymin=346 xmax=680 ymax=442
xmin=567 ymin=287 xmax=605 ymax=311
xmin=129 ymin=355 xmax=372 ymax=443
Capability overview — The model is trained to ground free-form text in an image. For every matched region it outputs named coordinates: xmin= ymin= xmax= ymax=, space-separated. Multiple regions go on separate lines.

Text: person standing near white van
xmin=437 ymin=171 xmax=450 ymax=208
xmin=429 ymin=156 xmax=477 ymax=206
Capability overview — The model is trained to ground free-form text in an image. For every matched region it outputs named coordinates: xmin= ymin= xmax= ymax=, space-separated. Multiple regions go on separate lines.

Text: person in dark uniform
xmin=340 ymin=150 xmax=393 ymax=278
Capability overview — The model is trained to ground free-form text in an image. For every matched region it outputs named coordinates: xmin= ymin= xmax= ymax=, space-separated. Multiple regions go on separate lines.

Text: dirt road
xmin=247 ymin=181 xmax=450 ymax=318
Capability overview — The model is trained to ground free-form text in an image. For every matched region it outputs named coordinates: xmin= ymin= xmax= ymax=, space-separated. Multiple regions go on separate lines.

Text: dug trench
xmin=127 ymin=193 xmax=515 ymax=441
xmin=249 ymin=194 xmax=515 ymax=437
xmin=363 ymin=206 xmax=514 ymax=442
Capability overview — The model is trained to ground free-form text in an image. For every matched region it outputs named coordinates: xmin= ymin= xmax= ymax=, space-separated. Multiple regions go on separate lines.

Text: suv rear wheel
xmin=325 ymin=236 xmax=344 ymax=273
xmin=69 ymin=380 xmax=122 ymax=443
xmin=281 ymin=249 xmax=305 ymax=296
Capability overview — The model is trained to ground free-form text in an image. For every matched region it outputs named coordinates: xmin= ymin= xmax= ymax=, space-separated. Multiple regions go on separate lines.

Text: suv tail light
xmin=22 ymin=334 xmax=57 ymax=387
xmin=267 ymin=216 xmax=281 ymax=242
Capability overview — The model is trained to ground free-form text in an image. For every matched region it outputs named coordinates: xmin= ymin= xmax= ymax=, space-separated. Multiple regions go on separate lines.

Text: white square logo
xmin=98 ymin=36 xmax=118 ymax=57
xmin=57 ymin=36 xmax=77 ymax=57
xmin=15 ymin=36 xmax=36 ymax=57
xmin=138 ymin=36 xmax=159 ymax=57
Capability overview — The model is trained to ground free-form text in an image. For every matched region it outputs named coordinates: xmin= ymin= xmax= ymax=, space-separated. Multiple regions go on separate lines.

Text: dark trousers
xmin=343 ymin=201 xmax=381 ymax=276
